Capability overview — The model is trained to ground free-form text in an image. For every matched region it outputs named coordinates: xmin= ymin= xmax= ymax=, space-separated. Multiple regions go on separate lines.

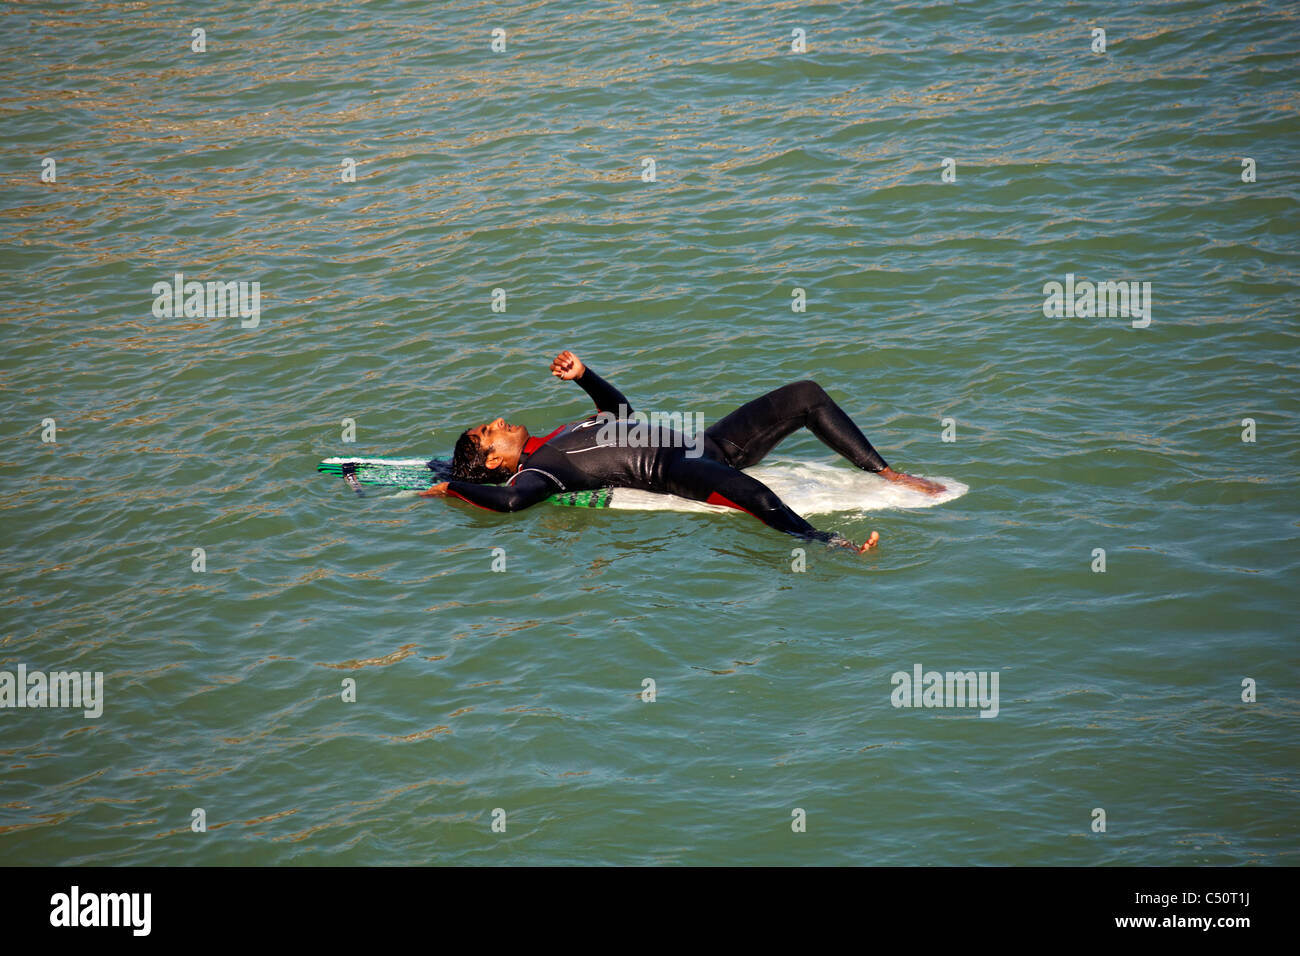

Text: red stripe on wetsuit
xmin=521 ymin=424 xmax=566 ymax=457
xmin=706 ymin=491 xmax=758 ymax=519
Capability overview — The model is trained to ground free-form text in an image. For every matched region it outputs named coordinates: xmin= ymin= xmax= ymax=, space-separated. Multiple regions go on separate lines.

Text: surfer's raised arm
xmin=551 ymin=350 xmax=633 ymax=415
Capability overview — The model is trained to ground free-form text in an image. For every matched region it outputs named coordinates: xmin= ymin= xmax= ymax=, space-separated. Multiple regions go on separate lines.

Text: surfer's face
xmin=470 ymin=417 xmax=523 ymax=451
xmin=468 ymin=417 xmax=527 ymax=472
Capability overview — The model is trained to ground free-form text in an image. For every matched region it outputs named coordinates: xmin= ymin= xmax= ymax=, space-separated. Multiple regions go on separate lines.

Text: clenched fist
xmin=550 ymin=350 xmax=586 ymax=381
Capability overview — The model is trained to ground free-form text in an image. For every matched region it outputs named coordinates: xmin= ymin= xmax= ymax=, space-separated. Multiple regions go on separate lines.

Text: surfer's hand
xmin=418 ymin=482 xmax=450 ymax=498
xmin=550 ymin=350 xmax=585 ymax=381
xmin=880 ymin=467 xmax=945 ymax=496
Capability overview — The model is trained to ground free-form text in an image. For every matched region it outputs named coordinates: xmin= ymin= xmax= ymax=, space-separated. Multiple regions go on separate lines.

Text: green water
xmin=1 ymin=0 xmax=1297 ymax=865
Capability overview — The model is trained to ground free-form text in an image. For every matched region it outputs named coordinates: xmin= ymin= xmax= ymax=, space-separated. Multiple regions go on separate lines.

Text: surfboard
xmin=318 ymin=456 xmax=967 ymax=513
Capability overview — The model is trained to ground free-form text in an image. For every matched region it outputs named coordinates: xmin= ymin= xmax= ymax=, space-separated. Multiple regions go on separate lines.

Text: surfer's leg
xmin=703 ymin=380 xmax=889 ymax=472
xmin=664 ymin=453 xmax=874 ymax=548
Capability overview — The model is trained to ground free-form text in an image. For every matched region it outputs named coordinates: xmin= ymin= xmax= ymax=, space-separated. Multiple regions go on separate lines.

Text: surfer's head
xmin=451 ymin=417 xmax=527 ymax=482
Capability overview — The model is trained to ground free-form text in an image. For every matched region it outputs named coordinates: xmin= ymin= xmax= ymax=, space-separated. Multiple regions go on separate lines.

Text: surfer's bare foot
xmin=829 ymin=531 xmax=879 ymax=553
xmin=879 ymin=467 xmax=945 ymax=496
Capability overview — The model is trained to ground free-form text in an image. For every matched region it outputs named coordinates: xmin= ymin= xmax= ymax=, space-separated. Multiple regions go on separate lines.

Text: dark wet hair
xmin=451 ymin=428 xmax=512 ymax=483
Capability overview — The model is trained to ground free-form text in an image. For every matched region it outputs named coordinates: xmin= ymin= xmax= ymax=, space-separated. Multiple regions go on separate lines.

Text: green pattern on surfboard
xmin=317 ymin=458 xmax=614 ymax=508
xmin=546 ymin=488 xmax=614 ymax=508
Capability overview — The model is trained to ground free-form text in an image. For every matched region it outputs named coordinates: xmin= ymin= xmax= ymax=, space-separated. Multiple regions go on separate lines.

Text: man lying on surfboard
xmin=420 ymin=351 xmax=945 ymax=553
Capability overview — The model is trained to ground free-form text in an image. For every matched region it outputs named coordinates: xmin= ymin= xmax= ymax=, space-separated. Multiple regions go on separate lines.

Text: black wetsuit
xmin=445 ymin=368 xmax=889 ymax=542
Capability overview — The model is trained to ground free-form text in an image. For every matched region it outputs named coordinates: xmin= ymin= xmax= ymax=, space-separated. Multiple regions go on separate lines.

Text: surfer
xmin=420 ymin=351 xmax=945 ymax=552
